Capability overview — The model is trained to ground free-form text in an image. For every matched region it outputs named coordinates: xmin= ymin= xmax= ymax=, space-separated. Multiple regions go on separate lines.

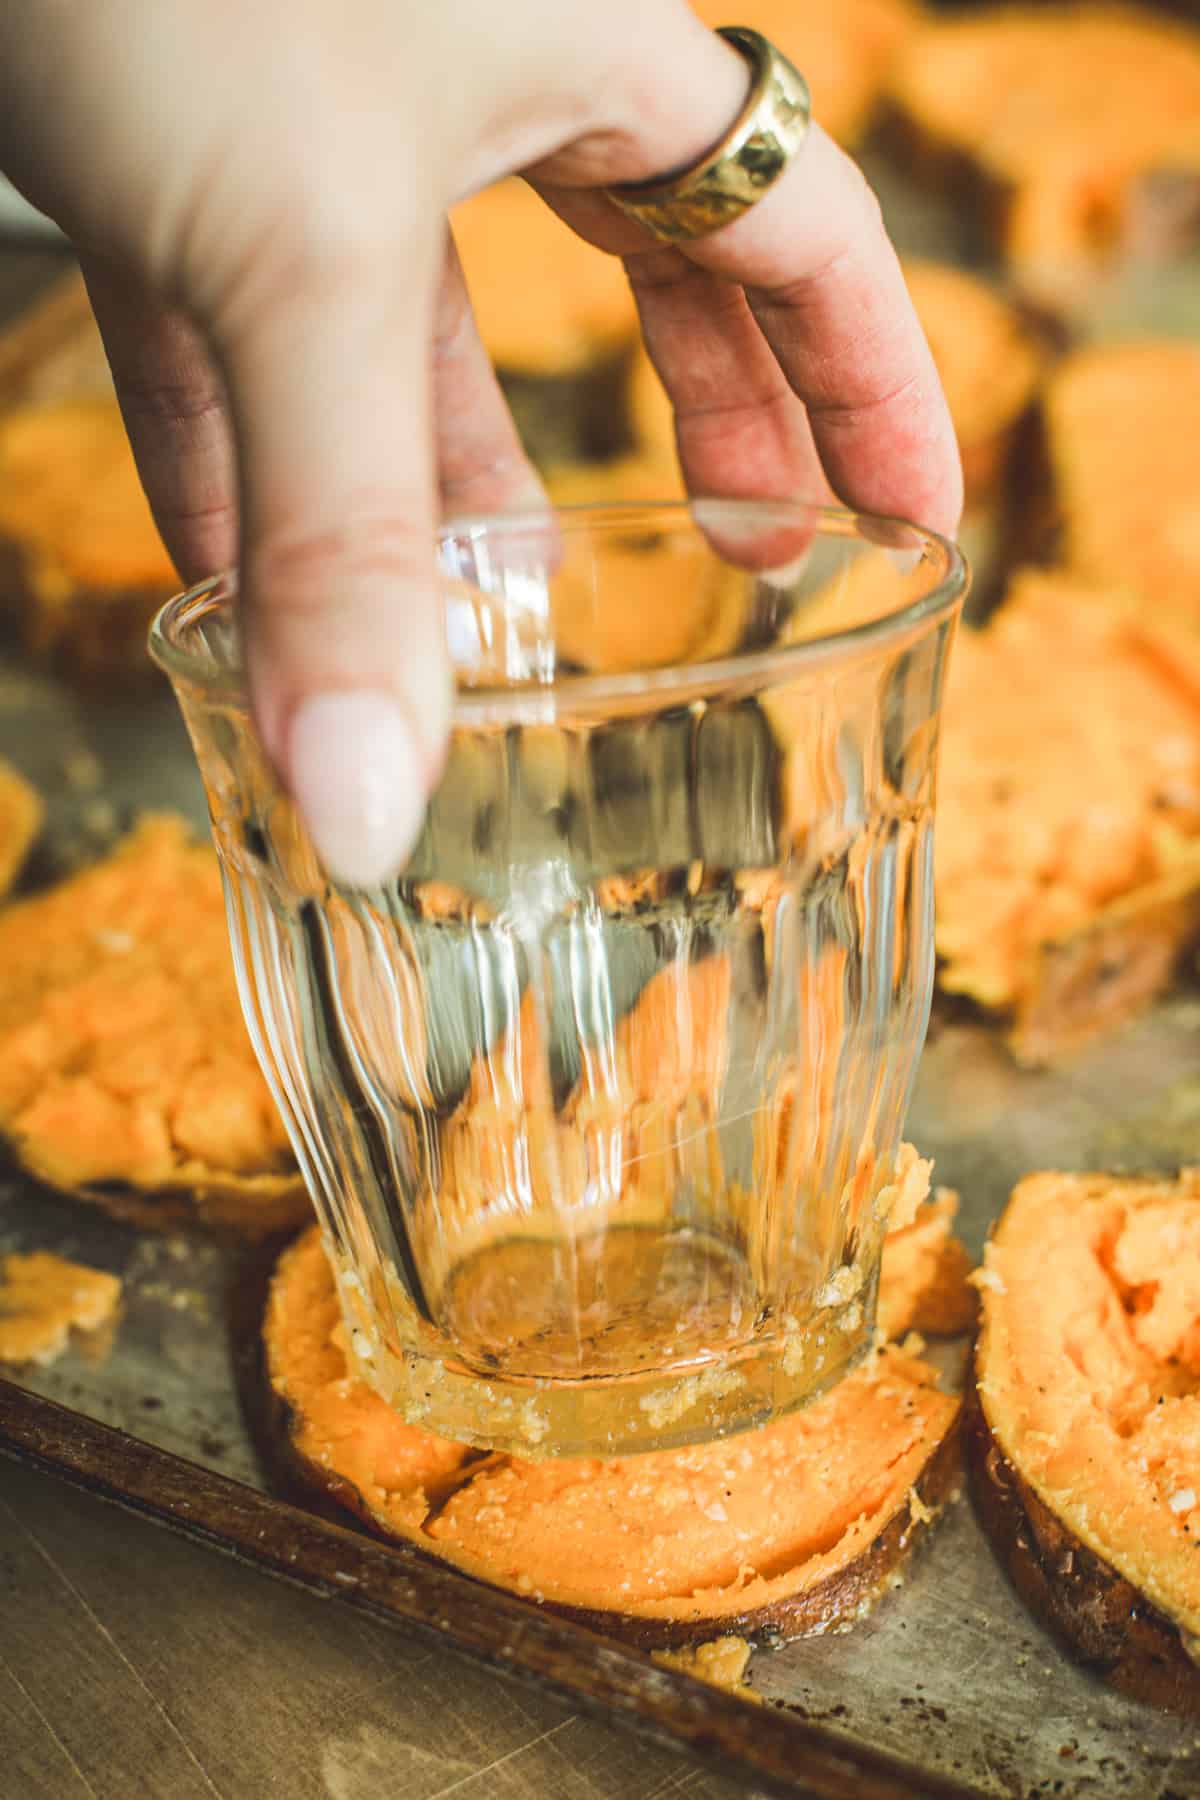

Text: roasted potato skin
xmin=968 ymin=1381 xmax=1200 ymax=1716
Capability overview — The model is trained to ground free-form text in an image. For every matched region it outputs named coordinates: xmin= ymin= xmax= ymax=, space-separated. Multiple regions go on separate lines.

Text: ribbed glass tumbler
xmin=151 ymin=500 xmax=966 ymax=1456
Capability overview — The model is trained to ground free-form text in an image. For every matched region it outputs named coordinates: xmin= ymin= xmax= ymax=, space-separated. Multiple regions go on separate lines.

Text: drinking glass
xmin=151 ymin=499 xmax=966 ymax=1456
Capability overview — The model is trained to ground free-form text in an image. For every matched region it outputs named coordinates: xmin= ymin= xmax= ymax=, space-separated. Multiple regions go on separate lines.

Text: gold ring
xmin=603 ymin=27 xmax=811 ymax=245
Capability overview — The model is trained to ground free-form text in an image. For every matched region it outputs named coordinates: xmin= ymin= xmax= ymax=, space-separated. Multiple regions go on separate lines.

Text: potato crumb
xmin=971 ymin=1266 xmax=1008 ymax=1295
xmin=638 ymin=1365 xmax=746 ymax=1431
xmin=815 ymin=1264 xmax=863 ymax=1309
xmin=653 ymin=1636 xmax=758 ymax=1698
xmin=1170 ymin=1489 xmax=1197 ymax=1516
xmin=0 ymin=758 xmax=42 ymax=899
xmin=908 ymin=1486 xmax=935 ymax=1527
xmin=0 ymin=1251 xmax=121 ymax=1366
xmin=874 ymin=1143 xmax=934 ymax=1230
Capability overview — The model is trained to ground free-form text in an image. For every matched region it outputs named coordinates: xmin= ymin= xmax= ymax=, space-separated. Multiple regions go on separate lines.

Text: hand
xmin=0 ymin=0 xmax=962 ymax=886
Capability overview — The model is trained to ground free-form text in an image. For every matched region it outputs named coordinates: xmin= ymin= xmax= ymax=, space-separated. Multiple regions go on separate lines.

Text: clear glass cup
xmin=150 ymin=500 xmax=966 ymax=1457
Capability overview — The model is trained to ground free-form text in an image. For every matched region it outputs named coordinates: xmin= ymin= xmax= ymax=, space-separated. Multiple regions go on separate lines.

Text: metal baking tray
xmin=4 ymin=171 xmax=1200 ymax=1796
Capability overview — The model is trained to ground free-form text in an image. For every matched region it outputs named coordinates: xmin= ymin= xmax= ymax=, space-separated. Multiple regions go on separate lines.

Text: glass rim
xmin=148 ymin=499 xmax=968 ymax=715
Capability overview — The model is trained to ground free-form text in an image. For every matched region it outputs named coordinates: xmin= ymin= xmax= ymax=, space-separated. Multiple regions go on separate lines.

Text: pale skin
xmin=0 ymin=0 xmax=962 ymax=886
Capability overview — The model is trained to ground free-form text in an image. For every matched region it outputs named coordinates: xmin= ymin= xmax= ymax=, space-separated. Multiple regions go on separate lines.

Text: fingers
xmin=213 ymin=223 xmax=451 ymax=891
xmin=79 ymin=255 xmax=237 ymax=581
xmin=541 ymin=94 xmax=962 ymax=540
xmin=89 ymin=227 xmax=544 ymax=892
xmin=434 ymin=232 xmax=544 ymax=518
xmin=624 ymin=247 xmax=831 ymax=506
xmin=677 ymin=127 xmax=964 ymax=539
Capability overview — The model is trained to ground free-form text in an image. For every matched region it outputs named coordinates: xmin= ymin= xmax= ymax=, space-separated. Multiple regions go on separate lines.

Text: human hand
xmin=0 ymin=1 xmax=961 ymax=886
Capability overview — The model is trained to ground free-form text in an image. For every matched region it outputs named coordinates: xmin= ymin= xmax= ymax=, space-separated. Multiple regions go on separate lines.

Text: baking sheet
xmin=3 ymin=167 xmax=1200 ymax=1798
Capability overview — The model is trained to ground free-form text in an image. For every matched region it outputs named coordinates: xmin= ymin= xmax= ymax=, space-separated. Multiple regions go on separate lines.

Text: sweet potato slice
xmin=452 ymin=179 xmax=636 ymax=378
xmin=935 ymin=569 xmax=1200 ymax=1062
xmin=1043 ymin=339 xmax=1200 ymax=632
xmin=0 ymin=816 xmax=307 ymax=1235
xmin=0 ymin=395 xmax=178 ymax=679
xmin=692 ymin=0 xmax=921 ymax=149
xmin=265 ymin=953 xmax=965 ymax=1632
xmin=451 ymin=171 xmax=635 ymax=466
xmin=265 ymin=1223 xmax=961 ymax=1647
xmin=901 ymin=260 xmax=1042 ymax=513
xmin=0 ymin=1250 xmax=121 ymax=1367
xmin=888 ymin=6 xmax=1200 ymax=306
xmin=971 ymin=1170 xmax=1200 ymax=1711
xmin=0 ymin=758 xmax=42 ymax=898
xmin=0 ymin=270 xmax=112 ymax=411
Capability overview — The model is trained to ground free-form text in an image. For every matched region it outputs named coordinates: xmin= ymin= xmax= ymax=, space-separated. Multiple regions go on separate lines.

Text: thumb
xmin=218 ymin=233 xmax=450 ymax=890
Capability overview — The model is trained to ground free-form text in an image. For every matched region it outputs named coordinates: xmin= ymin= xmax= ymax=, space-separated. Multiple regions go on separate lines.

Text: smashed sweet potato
xmin=902 ymin=260 xmax=1042 ymax=511
xmin=878 ymin=1188 xmax=976 ymax=1342
xmin=935 ymin=568 xmax=1200 ymax=1063
xmin=0 ymin=816 xmax=307 ymax=1234
xmin=550 ymin=518 xmax=744 ymax=676
xmin=0 ymin=1250 xmax=121 ymax=1366
xmin=0 ymin=759 xmax=42 ymax=898
xmin=0 ymin=395 xmax=178 ymax=679
xmin=545 ymin=453 xmax=683 ymax=510
xmin=546 ymin=496 xmax=749 ymax=674
xmin=971 ymin=1169 xmax=1200 ymax=1712
xmin=0 ymin=271 xmax=112 ymax=412
xmin=452 ymin=178 xmax=636 ymax=377
xmin=1043 ymin=339 xmax=1200 ymax=631
xmin=267 ymin=931 xmax=965 ymax=1628
xmin=265 ymin=1222 xmax=960 ymax=1646
xmin=889 ymin=5 xmax=1200 ymax=305
xmin=430 ymin=959 xmax=738 ymax=1336
xmin=693 ymin=0 xmax=921 ymax=148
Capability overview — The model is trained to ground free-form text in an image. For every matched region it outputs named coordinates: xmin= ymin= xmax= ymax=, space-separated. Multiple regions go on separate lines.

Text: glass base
xmin=333 ymin=1231 xmax=877 ymax=1457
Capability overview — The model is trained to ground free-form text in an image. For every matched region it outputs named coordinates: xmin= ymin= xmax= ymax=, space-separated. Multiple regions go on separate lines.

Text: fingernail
xmin=287 ymin=689 xmax=429 ymax=888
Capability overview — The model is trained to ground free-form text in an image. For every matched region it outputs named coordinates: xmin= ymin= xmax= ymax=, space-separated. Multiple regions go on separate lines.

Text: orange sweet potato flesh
xmin=433 ymin=959 xmax=735 ymax=1288
xmin=972 ymin=1169 xmax=1200 ymax=1710
xmin=451 ymin=179 xmax=636 ymax=376
xmin=265 ymin=1224 xmax=961 ymax=1645
xmin=265 ymin=940 xmax=968 ymax=1637
xmin=1045 ymin=340 xmax=1200 ymax=633
xmin=889 ymin=6 xmax=1200 ymax=297
xmin=693 ymin=0 xmax=921 ymax=149
xmin=547 ymin=512 xmax=750 ymax=676
xmin=902 ymin=261 xmax=1041 ymax=511
xmin=0 ymin=816 xmax=307 ymax=1234
xmin=0 ymin=759 xmax=42 ymax=899
xmin=0 ymin=271 xmax=112 ymax=411
xmin=935 ymin=569 xmax=1200 ymax=1062
xmin=0 ymin=396 xmax=178 ymax=677
xmin=878 ymin=1189 xmax=976 ymax=1341
xmin=0 ymin=1250 xmax=122 ymax=1367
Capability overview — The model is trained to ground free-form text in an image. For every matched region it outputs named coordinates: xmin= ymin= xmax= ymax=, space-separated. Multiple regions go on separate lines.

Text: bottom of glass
xmin=334 ymin=1234 xmax=878 ymax=1458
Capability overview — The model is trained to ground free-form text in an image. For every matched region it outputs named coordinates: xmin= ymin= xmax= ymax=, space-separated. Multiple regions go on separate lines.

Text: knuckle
xmin=117 ymin=377 xmax=226 ymax=435
xmin=249 ymin=508 xmax=430 ymax=618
